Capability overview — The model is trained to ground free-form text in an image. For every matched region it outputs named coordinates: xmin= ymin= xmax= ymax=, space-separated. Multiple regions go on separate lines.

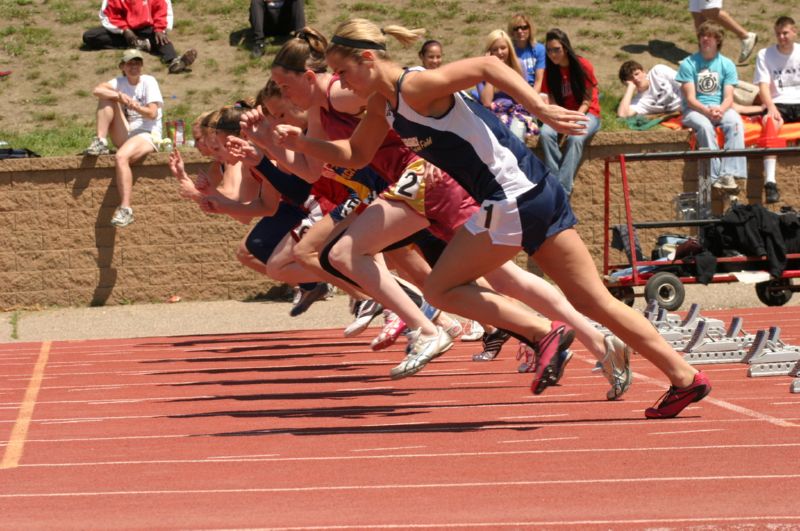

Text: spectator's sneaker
xmin=110 ymin=206 xmax=134 ymax=228
xmin=289 ymin=283 xmax=330 ymax=317
xmin=251 ymin=40 xmax=266 ymax=59
xmin=765 ymin=182 xmax=780 ymax=204
xmin=460 ymin=320 xmax=485 ymax=341
xmin=472 ymin=328 xmax=511 ymax=361
xmin=389 ymin=326 xmax=453 ymax=379
xmin=370 ymin=311 xmax=407 ymax=351
xmin=645 ymin=371 xmax=711 ymax=419
xmin=738 ymin=32 xmax=758 ymax=64
xmin=712 ymin=175 xmax=739 ymax=191
xmin=84 ymin=136 xmax=110 ymax=156
xmin=168 ymin=49 xmax=197 ymax=74
xmin=529 ymin=321 xmax=575 ymax=395
xmin=134 ymin=38 xmax=151 ymax=52
xmin=600 ymin=335 xmax=633 ymax=401
xmin=343 ymin=299 xmax=383 ymax=337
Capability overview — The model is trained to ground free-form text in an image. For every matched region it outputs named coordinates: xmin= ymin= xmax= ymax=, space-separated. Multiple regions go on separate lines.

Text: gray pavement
xmin=1 ymin=280 xmax=797 ymax=343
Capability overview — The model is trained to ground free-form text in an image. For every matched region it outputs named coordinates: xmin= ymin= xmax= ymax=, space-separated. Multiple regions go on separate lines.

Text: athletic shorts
xmin=689 ymin=0 xmax=722 ymax=12
xmin=245 ymin=202 xmax=307 ymax=263
xmin=776 ymin=103 xmax=800 ymax=123
xmin=129 ymin=128 xmax=161 ymax=152
xmin=381 ymin=158 xmax=479 ymax=242
xmin=464 ymin=170 xmax=578 ymax=255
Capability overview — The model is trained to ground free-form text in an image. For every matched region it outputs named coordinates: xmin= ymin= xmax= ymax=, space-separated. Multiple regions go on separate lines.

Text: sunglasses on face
xmin=512 ymin=25 xmax=530 ymax=32
xmin=546 ymin=46 xmax=563 ymax=53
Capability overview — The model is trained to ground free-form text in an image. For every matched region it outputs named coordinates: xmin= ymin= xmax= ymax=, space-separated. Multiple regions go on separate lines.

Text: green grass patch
xmin=551 ymin=7 xmax=595 ymax=19
xmin=350 ymin=2 xmax=391 ymax=15
xmin=0 ymin=122 xmax=95 ymax=156
xmin=9 ymin=310 xmax=21 ymax=340
xmin=604 ymin=0 xmax=669 ymax=19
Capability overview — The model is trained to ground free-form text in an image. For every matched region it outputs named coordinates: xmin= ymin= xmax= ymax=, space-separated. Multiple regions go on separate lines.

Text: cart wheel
xmin=608 ymin=286 xmax=635 ymax=307
xmin=755 ymin=279 xmax=792 ymax=306
xmin=644 ymin=272 xmax=685 ymax=311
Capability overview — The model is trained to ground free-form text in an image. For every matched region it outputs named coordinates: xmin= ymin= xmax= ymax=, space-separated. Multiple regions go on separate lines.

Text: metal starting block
xmin=744 ymin=327 xmax=800 ymax=377
xmin=679 ymin=317 xmax=756 ymax=364
xmin=650 ymin=303 xmax=732 ymax=345
xmin=791 ymin=378 xmax=800 ymax=393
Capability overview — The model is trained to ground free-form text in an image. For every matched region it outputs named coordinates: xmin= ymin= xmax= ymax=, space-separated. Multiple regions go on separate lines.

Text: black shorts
xmin=776 ymin=103 xmax=800 ymax=123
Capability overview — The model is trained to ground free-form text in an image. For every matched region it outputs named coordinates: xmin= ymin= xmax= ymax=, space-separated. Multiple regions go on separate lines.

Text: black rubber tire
xmin=608 ymin=286 xmax=635 ymax=307
xmin=755 ymin=279 xmax=793 ymax=306
xmin=644 ymin=272 xmax=685 ymax=311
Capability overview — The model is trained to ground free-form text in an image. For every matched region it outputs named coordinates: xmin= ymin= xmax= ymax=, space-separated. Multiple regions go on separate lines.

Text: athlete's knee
xmin=235 ymin=242 xmax=252 ymax=265
xmin=326 ymin=239 xmax=352 ymax=272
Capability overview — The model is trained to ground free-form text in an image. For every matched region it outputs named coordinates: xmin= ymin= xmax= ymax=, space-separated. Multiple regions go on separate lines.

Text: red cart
xmin=603 ymin=146 xmax=800 ymax=310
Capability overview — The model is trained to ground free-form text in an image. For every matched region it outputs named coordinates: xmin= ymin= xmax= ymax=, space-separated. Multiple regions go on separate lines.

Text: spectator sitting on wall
xmin=617 ymin=61 xmax=683 ymax=118
xmin=250 ymin=0 xmax=306 ymax=58
xmin=754 ymin=15 xmax=800 ymax=204
xmin=677 ymin=21 xmax=748 ymax=197
xmin=84 ymin=49 xmax=164 ymax=228
xmin=82 ymin=0 xmax=197 ymax=74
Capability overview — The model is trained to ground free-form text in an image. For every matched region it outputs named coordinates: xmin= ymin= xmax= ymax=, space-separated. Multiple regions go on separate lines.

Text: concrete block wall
xmin=2 ymin=131 xmax=798 ymax=310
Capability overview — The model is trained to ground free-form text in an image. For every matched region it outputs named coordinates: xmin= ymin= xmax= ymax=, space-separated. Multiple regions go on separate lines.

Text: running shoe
xmin=472 ymin=328 xmax=511 ymax=361
xmin=110 ymin=206 xmax=134 ymax=227
xmin=600 ymin=335 xmax=633 ymax=401
xmin=84 ymin=136 xmax=110 ymax=156
xmin=517 ymin=344 xmax=573 ymax=385
xmin=390 ymin=326 xmax=453 ymax=379
xmin=645 ymin=371 xmax=711 ymax=419
xmin=343 ymin=299 xmax=383 ymax=337
xmin=289 ymin=283 xmax=330 ymax=317
xmin=461 ymin=320 xmax=485 ymax=341
xmin=442 ymin=316 xmax=464 ymax=341
xmin=370 ymin=311 xmax=407 ymax=351
xmin=529 ymin=321 xmax=575 ymax=395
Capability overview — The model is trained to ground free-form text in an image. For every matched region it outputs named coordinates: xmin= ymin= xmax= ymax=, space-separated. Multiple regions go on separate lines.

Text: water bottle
xmin=175 ymin=119 xmax=185 ymax=146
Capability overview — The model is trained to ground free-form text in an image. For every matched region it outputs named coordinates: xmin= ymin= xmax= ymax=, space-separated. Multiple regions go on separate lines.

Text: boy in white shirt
xmin=754 ymin=15 xmax=800 ymax=204
xmin=85 ymin=49 xmax=164 ymax=227
xmin=617 ymin=61 xmax=683 ymax=117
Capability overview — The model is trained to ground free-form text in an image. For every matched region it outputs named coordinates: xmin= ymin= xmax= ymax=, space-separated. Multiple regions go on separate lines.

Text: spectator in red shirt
xmin=539 ymin=28 xmax=601 ymax=196
xmin=82 ymin=0 xmax=197 ymax=74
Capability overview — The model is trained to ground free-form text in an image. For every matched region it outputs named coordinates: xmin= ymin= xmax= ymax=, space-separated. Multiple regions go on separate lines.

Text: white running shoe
xmin=390 ymin=327 xmax=453 ymax=379
xmin=110 ymin=206 xmax=134 ymax=227
xmin=738 ymin=32 xmax=757 ymax=64
xmin=343 ymin=299 xmax=383 ymax=337
xmin=600 ymin=335 xmax=633 ymax=401
xmin=460 ymin=320 xmax=485 ymax=341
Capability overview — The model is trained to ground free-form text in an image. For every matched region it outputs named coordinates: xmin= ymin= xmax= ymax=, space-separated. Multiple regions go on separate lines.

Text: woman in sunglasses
xmin=508 ymin=14 xmax=545 ymax=93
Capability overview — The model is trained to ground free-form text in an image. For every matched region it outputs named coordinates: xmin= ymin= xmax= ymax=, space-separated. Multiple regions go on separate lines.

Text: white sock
xmin=763 ymin=157 xmax=777 ymax=184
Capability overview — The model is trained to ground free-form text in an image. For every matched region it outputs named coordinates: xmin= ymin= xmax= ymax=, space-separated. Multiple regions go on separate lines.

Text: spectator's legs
xmin=113 ymin=135 xmax=154 ymax=209
xmin=133 ymin=27 xmax=178 ymax=63
xmin=554 ymin=113 xmax=600 ymax=195
xmin=82 ymin=27 xmax=127 ymax=49
xmin=282 ymin=0 xmax=306 ymax=33
xmin=250 ymin=0 xmax=267 ymax=43
xmin=700 ymin=8 xmax=748 ymax=39
xmin=682 ymin=110 xmax=722 ymax=181
xmin=718 ymin=108 xmax=747 ymax=178
xmin=538 ymin=123 xmax=562 ymax=176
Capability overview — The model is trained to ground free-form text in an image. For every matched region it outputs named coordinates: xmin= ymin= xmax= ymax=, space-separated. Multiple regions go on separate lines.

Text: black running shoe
xmin=472 ymin=329 xmax=511 ymax=361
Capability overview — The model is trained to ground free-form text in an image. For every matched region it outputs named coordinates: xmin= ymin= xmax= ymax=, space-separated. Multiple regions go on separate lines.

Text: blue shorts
xmin=465 ymin=170 xmax=577 ymax=255
xmin=245 ymin=202 xmax=306 ymax=263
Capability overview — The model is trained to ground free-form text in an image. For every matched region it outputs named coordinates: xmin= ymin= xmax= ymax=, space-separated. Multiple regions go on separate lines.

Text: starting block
xmin=791 ymin=378 xmax=800 ymax=393
xmin=650 ymin=303 xmax=733 ymax=345
xmin=680 ymin=317 xmax=756 ymax=364
xmin=745 ymin=327 xmax=800 ymax=377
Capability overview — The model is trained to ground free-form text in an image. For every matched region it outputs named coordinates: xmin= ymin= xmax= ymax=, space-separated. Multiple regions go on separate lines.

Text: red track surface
xmin=1 ymin=307 xmax=799 ymax=529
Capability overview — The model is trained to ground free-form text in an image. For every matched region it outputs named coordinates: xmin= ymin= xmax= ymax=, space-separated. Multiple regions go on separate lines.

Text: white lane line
xmin=450 ymin=381 xmax=511 ymax=386
xmin=3 ymin=474 xmax=800 ymax=498
xmin=206 ymin=515 xmax=800 ymax=529
xmin=498 ymin=414 xmax=568 ymax=420
xmin=17 ymin=442 xmax=800 ymax=468
xmin=351 ymin=446 xmax=427 ymax=453
xmin=206 ymin=454 xmax=281 ymax=460
xmin=649 ymin=429 xmax=726 ymax=435
xmin=396 ymin=400 xmax=458 ymax=406
xmin=498 ymin=437 xmax=579 ymax=444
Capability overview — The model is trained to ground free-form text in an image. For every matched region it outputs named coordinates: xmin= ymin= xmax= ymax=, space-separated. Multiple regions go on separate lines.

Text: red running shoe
xmin=645 ymin=371 xmax=711 ymax=419
xmin=529 ymin=321 xmax=575 ymax=395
